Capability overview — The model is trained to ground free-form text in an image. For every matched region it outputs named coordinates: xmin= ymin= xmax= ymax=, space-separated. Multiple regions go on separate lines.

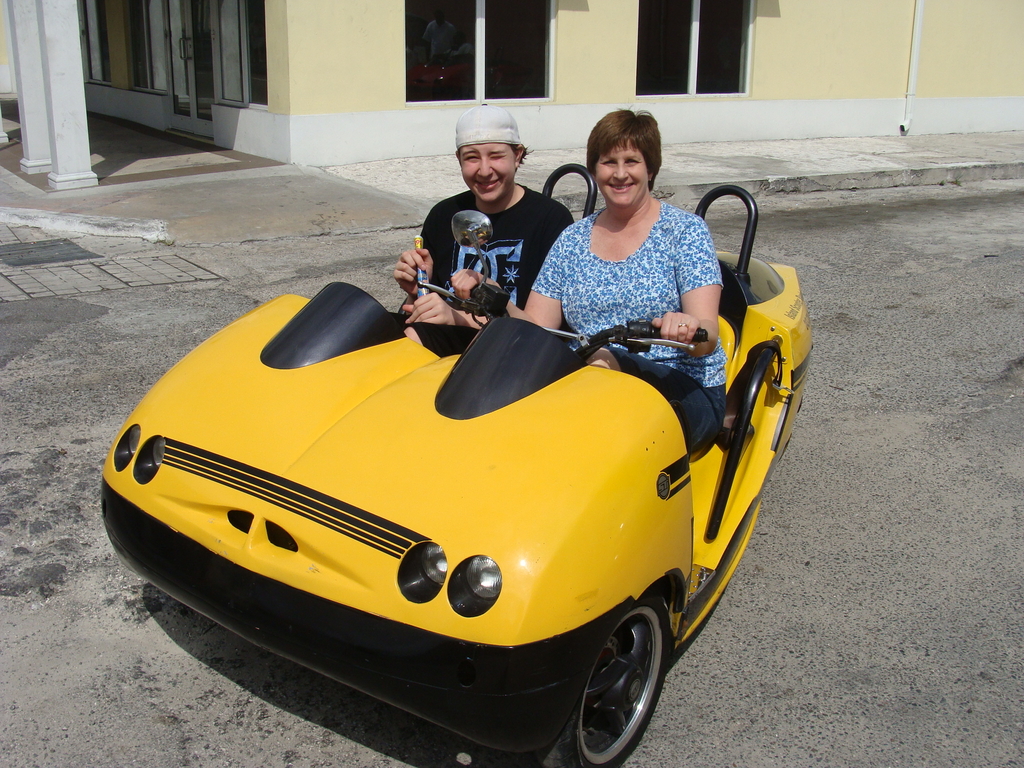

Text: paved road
xmin=1 ymin=180 xmax=1022 ymax=767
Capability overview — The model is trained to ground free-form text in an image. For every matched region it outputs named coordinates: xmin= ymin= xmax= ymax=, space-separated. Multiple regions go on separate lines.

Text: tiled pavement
xmin=0 ymin=224 xmax=220 ymax=301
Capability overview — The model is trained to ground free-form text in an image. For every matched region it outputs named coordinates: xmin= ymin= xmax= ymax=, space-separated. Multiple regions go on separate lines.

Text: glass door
xmin=168 ymin=0 xmax=214 ymax=136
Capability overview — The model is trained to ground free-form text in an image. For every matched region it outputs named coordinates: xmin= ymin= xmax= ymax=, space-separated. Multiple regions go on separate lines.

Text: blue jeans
xmin=610 ymin=350 xmax=726 ymax=452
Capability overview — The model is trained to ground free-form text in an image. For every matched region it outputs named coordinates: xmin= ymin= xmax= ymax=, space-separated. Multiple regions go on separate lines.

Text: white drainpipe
xmin=901 ymin=0 xmax=926 ymax=135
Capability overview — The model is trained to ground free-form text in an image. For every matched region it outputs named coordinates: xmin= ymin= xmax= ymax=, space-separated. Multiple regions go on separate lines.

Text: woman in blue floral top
xmin=458 ymin=109 xmax=727 ymax=449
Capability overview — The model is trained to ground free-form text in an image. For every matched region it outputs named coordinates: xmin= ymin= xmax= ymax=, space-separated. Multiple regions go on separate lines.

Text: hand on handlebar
xmin=575 ymin=318 xmax=708 ymax=360
xmin=402 ymin=291 xmax=456 ymax=325
xmin=394 ymin=248 xmax=433 ymax=297
xmin=450 ymin=268 xmax=487 ymax=300
xmin=652 ymin=312 xmax=704 ymax=344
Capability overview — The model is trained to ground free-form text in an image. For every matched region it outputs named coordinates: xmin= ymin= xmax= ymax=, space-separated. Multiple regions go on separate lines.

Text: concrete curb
xmin=542 ymin=160 xmax=1024 ymax=212
xmin=756 ymin=160 xmax=1024 ymax=195
xmin=0 ymin=207 xmax=171 ymax=243
xmin=658 ymin=161 xmax=1024 ymax=204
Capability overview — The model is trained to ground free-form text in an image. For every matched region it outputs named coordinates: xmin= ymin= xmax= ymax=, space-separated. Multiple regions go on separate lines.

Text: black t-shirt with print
xmin=420 ymin=187 xmax=574 ymax=309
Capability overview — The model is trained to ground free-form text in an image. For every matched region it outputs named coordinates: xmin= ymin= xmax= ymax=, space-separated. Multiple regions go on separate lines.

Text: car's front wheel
xmin=538 ymin=596 xmax=671 ymax=768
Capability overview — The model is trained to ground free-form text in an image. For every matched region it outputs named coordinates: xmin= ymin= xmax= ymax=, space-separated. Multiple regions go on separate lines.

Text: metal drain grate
xmin=0 ymin=239 xmax=101 ymax=267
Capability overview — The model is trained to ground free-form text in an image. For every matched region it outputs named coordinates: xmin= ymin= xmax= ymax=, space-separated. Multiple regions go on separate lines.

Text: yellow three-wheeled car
xmin=102 ymin=184 xmax=810 ymax=768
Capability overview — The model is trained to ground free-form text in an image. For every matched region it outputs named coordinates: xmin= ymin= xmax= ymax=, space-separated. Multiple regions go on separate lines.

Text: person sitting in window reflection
xmin=423 ymin=10 xmax=457 ymax=63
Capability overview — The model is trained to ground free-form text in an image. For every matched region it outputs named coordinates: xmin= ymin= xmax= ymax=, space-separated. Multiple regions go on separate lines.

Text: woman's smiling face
xmin=595 ymin=143 xmax=653 ymax=212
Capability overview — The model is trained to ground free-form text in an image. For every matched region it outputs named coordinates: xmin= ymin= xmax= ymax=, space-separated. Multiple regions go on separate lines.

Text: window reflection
xmin=128 ymin=0 xmax=168 ymax=92
xmin=484 ymin=1 xmax=547 ymax=100
xmin=407 ymin=2 xmax=476 ymax=102
xmin=405 ymin=1 xmax=549 ymax=103
xmin=636 ymin=0 xmax=748 ymax=96
xmin=636 ymin=0 xmax=692 ymax=96
xmin=80 ymin=0 xmax=112 ymax=84
xmin=247 ymin=0 xmax=268 ymax=105
xmin=697 ymin=0 xmax=746 ymax=94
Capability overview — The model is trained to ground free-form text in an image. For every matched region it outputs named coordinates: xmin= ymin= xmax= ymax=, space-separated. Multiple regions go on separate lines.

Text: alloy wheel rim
xmin=578 ymin=605 xmax=662 ymax=764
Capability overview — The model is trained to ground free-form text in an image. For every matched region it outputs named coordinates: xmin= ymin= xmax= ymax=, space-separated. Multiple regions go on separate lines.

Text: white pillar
xmin=5 ymin=0 xmax=51 ymax=172
xmin=36 ymin=0 xmax=96 ymax=190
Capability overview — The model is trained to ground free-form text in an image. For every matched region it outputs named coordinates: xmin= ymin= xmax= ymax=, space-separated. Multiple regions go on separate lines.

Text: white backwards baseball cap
xmin=455 ymin=105 xmax=521 ymax=149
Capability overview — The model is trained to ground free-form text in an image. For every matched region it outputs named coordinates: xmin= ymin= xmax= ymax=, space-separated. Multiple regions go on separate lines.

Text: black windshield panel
xmin=719 ymin=256 xmax=785 ymax=303
xmin=436 ymin=318 xmax=584 ymax=420
xmin=261 ymin=283 xmax=403 ymax=369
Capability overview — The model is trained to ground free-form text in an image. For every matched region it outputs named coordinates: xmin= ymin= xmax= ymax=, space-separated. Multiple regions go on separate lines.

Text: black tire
xmin=537 ymin=596 xmax=671 ymax=768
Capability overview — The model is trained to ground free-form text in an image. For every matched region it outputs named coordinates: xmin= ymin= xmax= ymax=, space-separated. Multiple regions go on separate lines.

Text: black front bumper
xmin=101 ymin=482 xmax=627 ymax=752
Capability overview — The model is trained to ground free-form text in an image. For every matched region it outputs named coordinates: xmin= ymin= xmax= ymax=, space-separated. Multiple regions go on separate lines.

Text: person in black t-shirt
xmin=393 ymin=105 xmax=573 ymax=356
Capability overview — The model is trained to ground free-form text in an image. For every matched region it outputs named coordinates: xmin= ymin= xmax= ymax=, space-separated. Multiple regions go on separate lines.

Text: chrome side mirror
xmin=451 ymin=211 xmax=494 ymax=280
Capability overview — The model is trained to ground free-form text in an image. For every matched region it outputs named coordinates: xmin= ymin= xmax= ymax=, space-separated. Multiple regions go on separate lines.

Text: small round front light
xmin=398 ymin=542 xmax=448 ymax=603
xmin=467 ymin=556 xmax=501 ymax=599
xmin=448 ymin=556 xmax=502 ymax=617
xmin=133 ymin=435 xmax=166 ymax=484
xmin=113 ymin=424 xmax=142 ymax=471
xmin=421 ymin=542 xmax=448 ymax=585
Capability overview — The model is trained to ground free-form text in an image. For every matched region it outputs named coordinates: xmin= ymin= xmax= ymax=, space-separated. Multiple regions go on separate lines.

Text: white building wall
xmin=220 ymin=96 xmax=1024 ymax=166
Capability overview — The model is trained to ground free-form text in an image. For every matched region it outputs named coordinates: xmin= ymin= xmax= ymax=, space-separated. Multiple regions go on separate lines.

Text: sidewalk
xmin=1 ymin=102 xmax=1022 ymax=244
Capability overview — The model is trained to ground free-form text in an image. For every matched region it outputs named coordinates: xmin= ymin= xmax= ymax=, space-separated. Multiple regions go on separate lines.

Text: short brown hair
xmin=586 ymin=109 xmax=662 ymax=190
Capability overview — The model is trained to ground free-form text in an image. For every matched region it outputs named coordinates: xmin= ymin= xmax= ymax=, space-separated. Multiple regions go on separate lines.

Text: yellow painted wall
xmin=263 ymin=0 xmax=1024 ymax=113
xmin=916 ymin=0 xmax=1024 ymax=97
xmin=1 ymin=12 xmax=8 ymax=68
xmin=38 ymin=0 xmax=1022 ymax=120
xmin=749 ymin=0 xmax=914 ymax=100
xmin=273 ymin=0 xmax=406 ymax=114
xmin=553 ymin=0 xmax=638 ymax=104
xmin=265 ymin=0 xmax=291 ymax=112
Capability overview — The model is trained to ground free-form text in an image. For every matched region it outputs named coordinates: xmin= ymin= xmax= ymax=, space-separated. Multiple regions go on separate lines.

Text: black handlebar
xmin=624 ymin=320 xmax=708 ymax=343
xmin=577 ymin=321 xmax=708 ymax=360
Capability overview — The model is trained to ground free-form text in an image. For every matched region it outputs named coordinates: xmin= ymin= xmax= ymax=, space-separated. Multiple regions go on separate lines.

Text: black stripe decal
xmin=163 ymin=439 xmax=427 ymax=558
xmin=667 ymin=473 xmax=690 ymax=499
xmin=791 ymin=351 xmax=811 ymax=391
xmin=662 ymin=454 xmax=689 ymax=484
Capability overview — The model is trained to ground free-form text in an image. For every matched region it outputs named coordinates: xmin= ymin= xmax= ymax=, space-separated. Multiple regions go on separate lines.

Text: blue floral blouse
xmin=532 ymin=202 xmax=727 ymax=387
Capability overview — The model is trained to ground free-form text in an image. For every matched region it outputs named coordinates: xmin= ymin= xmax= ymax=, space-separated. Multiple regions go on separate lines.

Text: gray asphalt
xmin=1 ymin=115 xmax=1023 ymax=768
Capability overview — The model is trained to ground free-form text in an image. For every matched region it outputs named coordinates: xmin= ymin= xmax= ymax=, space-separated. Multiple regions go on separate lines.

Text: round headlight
xmin=448 ymin=556 xmax=502 ymax=617
xmin=133 ymin=435 xmax=166 ymax=485
xmin=466 ymin=556 xmax=501 ymax=599
xmin=421 ymin=542 xmax=448 ymax=585
xmin=113 ymin=424 xmax=142 ymax=472
xmin=398 ymin=542 xmax=448 ymax=603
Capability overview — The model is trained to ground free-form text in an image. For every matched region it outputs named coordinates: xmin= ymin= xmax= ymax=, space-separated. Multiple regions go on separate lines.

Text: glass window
xmin=696 ymin=0 xmax=747 ymax=94
xmin=129 ymin=0 xmax=168 ymax=92
xmin=192 ymin=0 xmax=214 ymax=120
xmin=405 ymin=0 xmax=550 ymax=103
xmin=80 ymin=0 xmax=112 ymax=84
xmin=214 ymin=0 xmax=267 ymax=106
xmin=218 ymin=0 xmax=245 ymax=102
xmin=636 ymin=0 xmax=749 ymax=96
xmin=636 ymin=0 xmax=692 ymax=96
xmin=484 ymin=1 xmax=547 ymax=99
xmin=247 ymin=0 xmax=267 ymax=105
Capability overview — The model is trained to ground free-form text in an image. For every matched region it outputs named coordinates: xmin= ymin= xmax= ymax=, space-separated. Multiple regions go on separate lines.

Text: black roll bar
xmin=705 ymin=340 xmax=782 ymax=542
xmin=695 ymin=185 xmax=759 ymax=283
xmin=543 ymin=163 xmax=598 ymax=217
